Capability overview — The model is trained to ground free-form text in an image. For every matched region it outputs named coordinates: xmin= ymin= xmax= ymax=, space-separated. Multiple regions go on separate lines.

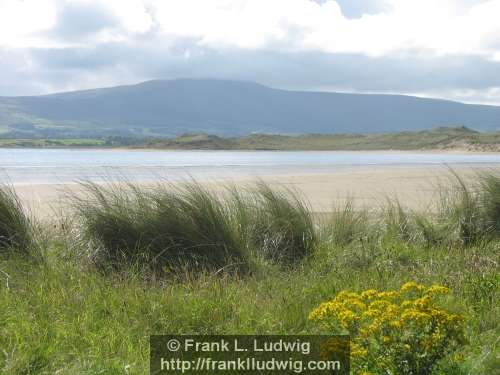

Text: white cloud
xmin=0 ymin=0 xmax=57 ymax=47
xmin=1 ymin=0 xmax=500 ymax=58
xmin=146 ymin=0 xmax=500 ymax=58
xmin=1 ymin=0 xmax=500 ymax=103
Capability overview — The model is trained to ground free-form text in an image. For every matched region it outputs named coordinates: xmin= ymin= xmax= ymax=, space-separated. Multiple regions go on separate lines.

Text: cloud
xmin=0 ymin=0 xmax=499 ymax=104
xmin=3 ymin=0 xmax=500 ymax=57
xmin=333 ymin=0 xmax=393 ymax=18
xmin=48 ymin=2 xmax=119 ymax=41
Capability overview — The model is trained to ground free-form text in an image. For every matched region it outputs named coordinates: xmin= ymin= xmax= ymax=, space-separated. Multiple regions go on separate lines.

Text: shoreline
xmin=1 ymin=146 xmax=500 ymax=154
xmin=12 ymin=164 xmax=495 ymax=219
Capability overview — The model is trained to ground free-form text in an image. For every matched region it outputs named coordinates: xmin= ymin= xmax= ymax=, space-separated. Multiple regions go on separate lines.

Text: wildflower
xmin=426 ymin=284 xmax=450 ymax=296
xmin=400 ymin=281 xmax=424 ymax=293
xmin=401 ymin=309 xmax=431 ymax=325
xmin=377 ymin=291 xmax=399 ymax=299
xmin=338 ymin=309 xmax=357 ymax=328
xmin=369 ymin=300 xmax=391 ymax=311
xmin=413 ymin=295 xmax=431 ymax=309
xmin=310 ymin=281 xmax=466 ymax=374
xmin=345 ymin=299 xmax=367 ymax=312
xmin=361 ymin=289 xmax=378 ymax=299
xmin=401 ymin=300 xmax=413 ymax=309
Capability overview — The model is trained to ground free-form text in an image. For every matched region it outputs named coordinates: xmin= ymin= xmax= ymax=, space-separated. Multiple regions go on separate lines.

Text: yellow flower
xmin=362 ymin=309 xmax=381 ymax=319
xmin=345 ymin=299 xmax=367 ymax=311
xmin=336 ymin=291 xmax=361 ymax=302
xmin=426 ymin=285 xmax=449 ymax=296
xmin=361 ymin=289 xmax=378 ymax=299
xmin=377 ymin=291 xmax=399 ymax=299
xmin=368 ymin=300 xmax=391 ymax=312
xmin=401 ymin=300 xmax=413 ymax=309
xmin=309 ymin=281 xmax=467 ymax=374
xmin=401 ymin=309 xmax=431 ymax=325
xmin=338 ymin=309 xmax=357 ymax=328
xmin=413 ymin=295 xmax=432 ymax=309
xmin=401 ymin=281 xmax=424 ymax=293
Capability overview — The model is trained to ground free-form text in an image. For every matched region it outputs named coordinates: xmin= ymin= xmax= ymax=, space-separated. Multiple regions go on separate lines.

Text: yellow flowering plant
xmin=309 ymin=282 xmax=467 ymax=374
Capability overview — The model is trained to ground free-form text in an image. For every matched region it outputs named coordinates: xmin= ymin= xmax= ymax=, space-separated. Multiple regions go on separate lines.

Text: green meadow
xmin=0 ymin=174 xmax=498 ymax=374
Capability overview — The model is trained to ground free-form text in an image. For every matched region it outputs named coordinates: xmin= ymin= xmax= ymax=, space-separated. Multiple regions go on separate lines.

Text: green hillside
xmin=1 ymin=79 xmax=500 ymax=137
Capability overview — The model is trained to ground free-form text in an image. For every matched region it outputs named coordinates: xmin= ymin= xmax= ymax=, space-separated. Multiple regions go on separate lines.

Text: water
xmin=1 ymin=148 xmax=500 ymax=185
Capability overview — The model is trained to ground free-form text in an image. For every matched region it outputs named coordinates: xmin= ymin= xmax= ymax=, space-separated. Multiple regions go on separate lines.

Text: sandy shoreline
xmin=13 ymin=164 xmax=496 ymax=219
xmin=3 ymin=146 xmax=500 ymax=154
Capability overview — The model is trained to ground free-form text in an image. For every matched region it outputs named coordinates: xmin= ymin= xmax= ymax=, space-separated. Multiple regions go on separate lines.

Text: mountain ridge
xmin=1 ymin=78 xmax=499 ymax=138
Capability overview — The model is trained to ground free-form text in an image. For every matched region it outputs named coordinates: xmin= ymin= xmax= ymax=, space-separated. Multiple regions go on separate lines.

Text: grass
xmin=0 ymin=185 xmax=37 ymax=258
xmin=71 ymin=181 xmax=317 ymax=273
xmin=240 ymin=182 xmax=317 ymax=265
xmin=71 ymin=181 xmax=250 ymax=275
xmin=0 ymin=174 xmax=499 ymax=374
xmin=324 ymin=200 xmax=368 ymax=246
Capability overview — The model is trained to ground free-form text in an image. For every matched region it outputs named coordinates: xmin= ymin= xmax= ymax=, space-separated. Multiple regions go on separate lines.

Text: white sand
xmin=12 ymin=164 xmax=494 ymax=219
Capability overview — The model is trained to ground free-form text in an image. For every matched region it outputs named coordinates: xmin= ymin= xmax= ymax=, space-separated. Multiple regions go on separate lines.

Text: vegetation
xmin=0 ymin=185 xmax=37 ymax=258
xmin=0 ymin=138 xmax=105 ymax=147
xmin=233 ymin=182 xmax=316 ymax=265
xmin=1 ymin=126 xmax=500 ymax=151
xmin=141 ymin=126 xmax=500 ymax=151
xmin=72 ymin=182 xmax=250 ymax=275
xmin=0 ymin=173 xmax=499 ymax=374
xmin=310 ymin=282 xmax=467 ymax=374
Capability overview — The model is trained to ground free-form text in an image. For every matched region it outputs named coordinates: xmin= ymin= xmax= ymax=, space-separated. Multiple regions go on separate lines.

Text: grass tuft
xmin=478 ymin=172 xmax=500 ymax=234
xmin=383 ymin=199 xmax=415 ymax=242
xmin=325 ymin=200 xmax=368 ymax=246
xmin=243 ymin=182 xmax=317 ymax=265
xmin=72 ymin=181 xmax=249 ymax=275
xmin=0 ymin=184 xmax=37 ymax=258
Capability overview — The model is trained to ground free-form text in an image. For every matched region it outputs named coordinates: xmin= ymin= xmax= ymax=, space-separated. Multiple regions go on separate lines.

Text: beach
xmin=13 ymin=164 xmax=494 ymax=219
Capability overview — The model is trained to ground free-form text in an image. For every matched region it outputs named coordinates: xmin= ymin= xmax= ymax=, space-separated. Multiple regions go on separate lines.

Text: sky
xmin=1 ymin=0 xmax=500 ymax=105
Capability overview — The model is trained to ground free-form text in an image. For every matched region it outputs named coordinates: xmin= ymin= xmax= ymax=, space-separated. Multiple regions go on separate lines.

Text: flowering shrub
xmin=309 ymin=282 xmax=467 ymax=374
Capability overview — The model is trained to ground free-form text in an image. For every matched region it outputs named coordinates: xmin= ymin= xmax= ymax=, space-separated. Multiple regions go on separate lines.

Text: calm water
xmin=1 ymin=148 xmax=500 ymax=184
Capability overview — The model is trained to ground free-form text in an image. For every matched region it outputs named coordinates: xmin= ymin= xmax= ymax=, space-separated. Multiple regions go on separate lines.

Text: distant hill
xmin=1 ymin=79 xmax=500 ymax=138
xmin=2 ymin=127 xmax=499 ymax=152
xmin=131 ymin=126 xmax=500 ymax=152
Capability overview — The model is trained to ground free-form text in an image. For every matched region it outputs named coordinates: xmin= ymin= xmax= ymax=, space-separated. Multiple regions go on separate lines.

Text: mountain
xmin=1 ymin=79 xmax=499 ymax=138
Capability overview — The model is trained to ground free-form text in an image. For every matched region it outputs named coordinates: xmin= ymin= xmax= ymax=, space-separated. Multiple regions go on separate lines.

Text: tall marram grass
xmin=72 ymin=181 xmax=318 ymax=274
xmin=383 ymin=199 xmax=415 ymax=242
xmin=479 ymin=172 xmax=500 ymax=234
xmin=382 ymin=171 xmax=500 ymax=248
xmin=0 ymin=184 xmax=37 ymax=258
xmin=72 ymin=181 xmax=250 ymax=275
xmin=324 ymin=200 xmax=368 ymax=246
xmin=242 ymin=182 xmax=317 ymax=265
xmin=68 ymin=173 xmax=500 ymax=275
